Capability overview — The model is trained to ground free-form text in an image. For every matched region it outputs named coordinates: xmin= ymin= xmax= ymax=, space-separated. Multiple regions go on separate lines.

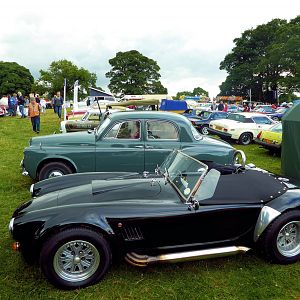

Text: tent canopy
xmin=281 ymin=103 xmax=300 ymax=180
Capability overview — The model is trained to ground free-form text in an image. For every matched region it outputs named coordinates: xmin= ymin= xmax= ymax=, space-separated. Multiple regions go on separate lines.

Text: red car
xmin=0 ymin=105 xmax=7 ymax=117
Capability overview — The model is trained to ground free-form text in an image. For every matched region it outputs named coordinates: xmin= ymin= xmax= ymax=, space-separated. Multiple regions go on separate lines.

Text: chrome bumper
xmin=20 ymin=159 xmax=29 ymax=176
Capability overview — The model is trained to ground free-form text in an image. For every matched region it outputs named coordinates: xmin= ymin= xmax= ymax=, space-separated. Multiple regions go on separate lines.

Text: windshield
xmin=96 ymin=117 xmax=111 ymax=135
xmin=162 ymin=151 xmax=208 ymax=201
xmin=270 ymin=122 xmax=282 ymax=132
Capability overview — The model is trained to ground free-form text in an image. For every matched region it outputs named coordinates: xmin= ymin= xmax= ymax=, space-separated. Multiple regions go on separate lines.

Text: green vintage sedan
xmin=21 ymin=111 xmax=245 ymax=181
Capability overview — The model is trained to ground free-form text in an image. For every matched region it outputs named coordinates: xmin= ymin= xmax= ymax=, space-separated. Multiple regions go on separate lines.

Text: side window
xmin=146 ymin=120 xmax=179 ymax=140
xmin=105 ymin=120 xmax=141 ymax=139
xmin=253 ymin=117 xmax=272 ymax=125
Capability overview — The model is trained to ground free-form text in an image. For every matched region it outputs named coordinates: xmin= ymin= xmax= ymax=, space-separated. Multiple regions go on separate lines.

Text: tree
xmin=0 ymin=61 xmax=34 ymax=96
xmin=106 ymin=50 xmax=167 ymax=95
xmin=219 ymin=18 xmax=300 ymax=102
xmin=37 ymin=60 xmax=97 ymax=98
xmin=175 ymin=86 xmax=208 ymax=99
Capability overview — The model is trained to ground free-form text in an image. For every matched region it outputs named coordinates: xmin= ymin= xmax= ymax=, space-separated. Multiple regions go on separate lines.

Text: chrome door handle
xmin=145 ymin=145 xmax=153 ymax=149
xmin=134 ymin=145 xmax=144 ymax=149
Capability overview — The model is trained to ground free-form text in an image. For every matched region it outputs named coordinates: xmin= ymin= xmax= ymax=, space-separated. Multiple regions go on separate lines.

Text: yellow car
xmin=254 ymin=122 xmax=282 ymax=153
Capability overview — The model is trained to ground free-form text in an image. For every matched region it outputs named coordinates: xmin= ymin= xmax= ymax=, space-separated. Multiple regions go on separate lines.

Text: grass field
xmin=0 ymin=110 xmax=299 ymax=300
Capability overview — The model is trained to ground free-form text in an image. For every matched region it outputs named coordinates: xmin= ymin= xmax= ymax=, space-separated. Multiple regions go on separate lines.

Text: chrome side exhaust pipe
xmin=125 ymin=246 xmax=250 ymax=267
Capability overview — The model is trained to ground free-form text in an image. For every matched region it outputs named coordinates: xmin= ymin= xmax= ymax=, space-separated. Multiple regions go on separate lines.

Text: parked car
xmin=268 ymin=107 xmax=290 ymax=121
xmin=10 ymin=150 xmax=300 ymax=289
xmin=0 ymin=105 xmax=6 ymax=116
xmin=254 ymin=122 xmax=282 ymax=153
xmin=61 ymin=109 xmax=111 ymax=133
xmin=253 ymin=105 xmax=275 ymax=114
xmin=182 ymin=109 xmax=202 ymax=118
xmin=208 ymin=112 xmax=276 ymax=145
xmin=21 ymin=111 xmax=245 ymax=181
xmin=189 ymin=111 xmax=228 ymax=135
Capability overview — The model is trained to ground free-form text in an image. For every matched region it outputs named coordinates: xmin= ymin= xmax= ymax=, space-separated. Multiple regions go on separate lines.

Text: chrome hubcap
xmin=48 ymin=170 xmax=64 ymax=178
xmin=277 ymin=221 xmax=300 ymax=257
xmin=53 ymin=240 xmax=100 ymax=282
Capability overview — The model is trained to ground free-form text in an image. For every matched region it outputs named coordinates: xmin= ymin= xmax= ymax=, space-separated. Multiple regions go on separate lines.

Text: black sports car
xmin=9 ymin=151 xmax=300 ymax=289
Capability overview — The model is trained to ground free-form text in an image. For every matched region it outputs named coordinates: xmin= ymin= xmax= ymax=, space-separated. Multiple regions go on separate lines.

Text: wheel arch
xmin=36 ymin=222 xmax=119 ymax=259
xmin=36 ymin=157 xmax=77 ymax=179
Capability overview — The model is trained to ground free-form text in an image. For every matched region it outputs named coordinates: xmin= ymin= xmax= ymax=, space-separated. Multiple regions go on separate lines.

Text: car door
xmin=144 ymin=120 xmax=181 ymax=172
xmin=187 ymin=204 xmax=261 ymax=244
xmin=95 ymin=120 xmax=145 ymax=172
xmin=108 ymin=198 xmax=197 ymax=248
xmin=252 ymin=116 xmax=274 ymax=135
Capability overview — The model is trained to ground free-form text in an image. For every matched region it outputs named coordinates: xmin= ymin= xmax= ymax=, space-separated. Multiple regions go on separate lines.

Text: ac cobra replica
xmin=9 ymin=151 xmax=300 ymax=289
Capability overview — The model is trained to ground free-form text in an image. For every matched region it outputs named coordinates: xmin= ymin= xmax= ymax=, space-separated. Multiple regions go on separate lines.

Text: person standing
xmin=217 ymin=101 xmax=224 ymax=111
xmin=55 ymin=92 xmax=63 ymax=119
xmin=17 ymin=92 xmax=25 ymax=118
xmin=11 ymin=93 xmax=18 ymax=116
xmin=28 ymin=97 xmax=41 ymax=133
xmin=223 ymin=102 xmax=228 ymax=112
xmin=52 ymin=95 xmax=57 ymax=113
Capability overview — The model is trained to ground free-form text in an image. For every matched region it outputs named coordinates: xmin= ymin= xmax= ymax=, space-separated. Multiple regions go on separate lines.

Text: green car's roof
xmin=108 ymin=111 xmax=189 ymax=123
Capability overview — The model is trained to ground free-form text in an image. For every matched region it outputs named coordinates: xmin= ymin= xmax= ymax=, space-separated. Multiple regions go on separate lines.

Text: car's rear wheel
xmin=260 ymin=211 xmax=300 ymax=264
xmin=272 ymin=117 xmax=279 ymax=121
xmin=40 ymin=227 xmax=111 ymax=289
xmin=238 ymin=132 xmax=252 ymax=145
xmin=200 ymin=125 xmax=209 ymax=135
xmin=38 ymin=161 xmax=73 ymax=181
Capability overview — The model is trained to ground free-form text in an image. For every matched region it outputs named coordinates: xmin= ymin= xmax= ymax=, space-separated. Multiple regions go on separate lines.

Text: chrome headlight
xmin=8 ymin=218 xmax=15 ymax=235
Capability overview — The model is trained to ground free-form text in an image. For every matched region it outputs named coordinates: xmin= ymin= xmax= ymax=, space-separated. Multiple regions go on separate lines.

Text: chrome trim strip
xmin=253 ymin=206 xmax=281 ymax=242
xmin=125 ymin=246 xmax=250 ymax=267
xmin=29 ymin=184 xmax=34 ymax=194
xmin=8 ymin=218 xmax=14 ymax=235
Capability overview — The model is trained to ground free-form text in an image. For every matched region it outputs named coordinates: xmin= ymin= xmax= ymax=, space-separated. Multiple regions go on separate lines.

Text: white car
xmin=208 ymin=112 xmax=277 ymax=145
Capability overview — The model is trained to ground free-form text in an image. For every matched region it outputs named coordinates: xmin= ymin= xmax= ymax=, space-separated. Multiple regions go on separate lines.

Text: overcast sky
xmin=1 ymin=0 xmax=299 ymax=97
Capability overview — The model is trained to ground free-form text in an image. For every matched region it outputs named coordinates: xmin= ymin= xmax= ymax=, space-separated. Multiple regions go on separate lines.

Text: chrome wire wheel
xmin=53 ymin=240 xmax=100 ymax=283
xmin=276 ymin=221 xmax=300 ymax=257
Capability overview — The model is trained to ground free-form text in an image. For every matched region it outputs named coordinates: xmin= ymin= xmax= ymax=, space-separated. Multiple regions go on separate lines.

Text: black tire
xmin=200 ymin=125 xmax=209 ymax=135
xmin=38 ymin=161 xmax=73 ymax=181
xmin=260 ymin=210 xmax=300 ymax=264
xmin=272 ymin=117 xmax=279 ymax=121
xmin=40 ymin=227 xmax=111 ymax=289
xmin=238 ymin=132 xmax=252 ymax=145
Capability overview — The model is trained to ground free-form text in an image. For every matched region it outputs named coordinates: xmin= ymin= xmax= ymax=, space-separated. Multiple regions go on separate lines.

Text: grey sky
xmin=1 ymin=0 xmax=298 ymax=97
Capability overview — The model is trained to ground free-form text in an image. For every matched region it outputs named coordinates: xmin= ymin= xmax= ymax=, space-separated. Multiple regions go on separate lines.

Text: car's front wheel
xmin=260 ymin=211 xmax=300 ymax=264
xmin=40 ymin=227 xmax=111 ymax=289
xmin=38 ymin=161 xmax=73 ymax=181
xmin=238 ymin=132 xmax=252 ymax=145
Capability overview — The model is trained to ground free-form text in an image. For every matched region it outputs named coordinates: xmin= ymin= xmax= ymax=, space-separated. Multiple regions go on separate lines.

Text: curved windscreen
xmin=163 ymin=151 xmax=208 ymax=201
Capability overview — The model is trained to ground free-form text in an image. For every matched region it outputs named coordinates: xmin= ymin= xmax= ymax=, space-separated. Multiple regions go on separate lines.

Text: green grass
xmin=0 ymin=110 xmax=299 ymax=300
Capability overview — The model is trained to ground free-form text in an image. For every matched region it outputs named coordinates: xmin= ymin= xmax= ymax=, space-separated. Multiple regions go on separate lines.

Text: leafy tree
xmin=0 ymin=61 xmax=34 ymax=96
xmin=219 ymin=18 xmax=300 ymax=102
xmin=106 ymin=50 xmax=167 ymax=95
xmin=175 ymin=86 xmax=208 ymax=99
xmin=37 ymin=60 xmax=97 ymax=98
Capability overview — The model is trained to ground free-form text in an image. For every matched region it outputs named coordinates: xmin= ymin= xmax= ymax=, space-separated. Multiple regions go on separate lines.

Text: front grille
xmin=121 ymin=226 xmax=143 ymax=241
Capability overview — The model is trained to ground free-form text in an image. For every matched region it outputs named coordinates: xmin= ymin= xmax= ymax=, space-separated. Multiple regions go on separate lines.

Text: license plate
xmin=216 ymin=126 xmax=223 ymax=130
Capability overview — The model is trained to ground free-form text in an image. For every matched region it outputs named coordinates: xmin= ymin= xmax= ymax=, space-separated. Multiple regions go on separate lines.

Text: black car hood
xmin=57 ymin=178 xmax=179 ymax=207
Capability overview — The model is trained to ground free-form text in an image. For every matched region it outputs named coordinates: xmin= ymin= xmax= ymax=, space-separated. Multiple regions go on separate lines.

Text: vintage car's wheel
xmin=200 ymin=125 xmax=209 ymax=135
xmin=238 ymin=132 xmax=252 ymax=145
xmin=38 ymin=162 xmax=73 ymax=181
xmin=260 ymin=211 xmax=300 ymax=264
xmin=40 ymin=227 xmax=111 ymax=289
xmin=272 ymin=116 xmax=279 ymax=121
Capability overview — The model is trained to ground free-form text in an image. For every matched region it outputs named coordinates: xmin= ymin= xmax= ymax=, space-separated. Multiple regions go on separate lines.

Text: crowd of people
xmin=1 ymin=91 xmax=64 ymax=133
